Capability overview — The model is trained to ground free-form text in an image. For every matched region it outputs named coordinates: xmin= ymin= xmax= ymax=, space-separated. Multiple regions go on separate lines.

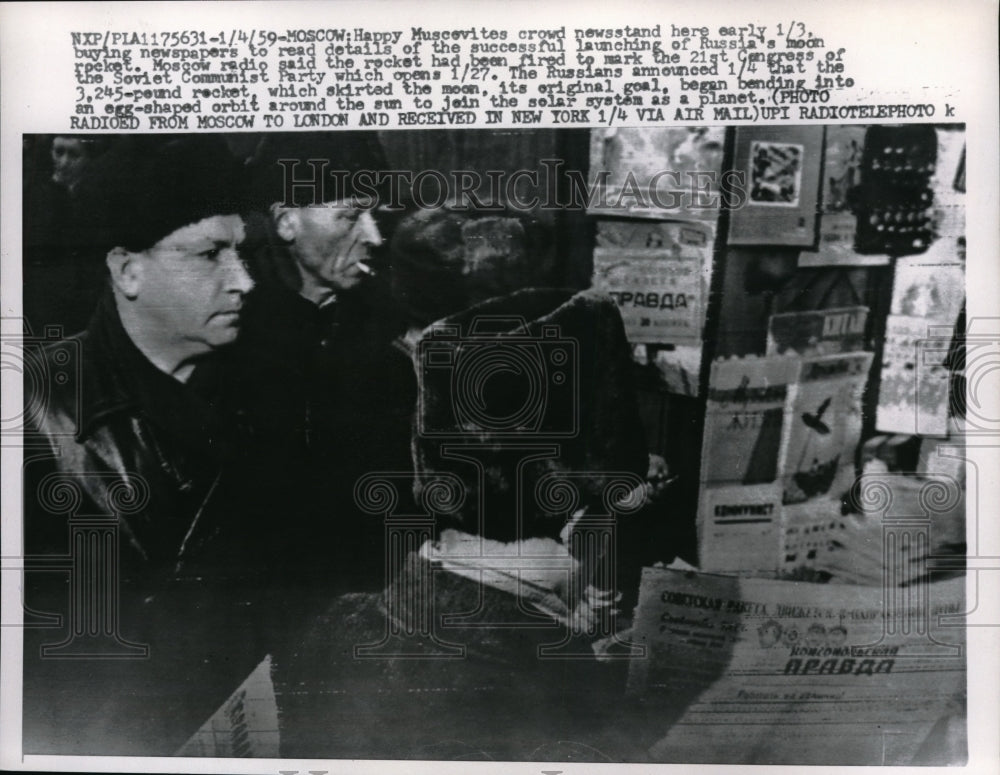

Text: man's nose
xmin=222 ymin=249 xmax=255 ymax=295
xmin=355 ymin=211 xmax=383 ymax=247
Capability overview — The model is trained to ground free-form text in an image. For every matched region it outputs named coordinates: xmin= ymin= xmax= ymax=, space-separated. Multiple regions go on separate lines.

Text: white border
xmin=2 ymin=1 xmax=998 ymax=773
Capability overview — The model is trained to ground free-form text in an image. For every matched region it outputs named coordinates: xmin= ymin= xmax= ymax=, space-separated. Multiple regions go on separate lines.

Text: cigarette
xmin=356 ymin=262 xmax=375 ymax=276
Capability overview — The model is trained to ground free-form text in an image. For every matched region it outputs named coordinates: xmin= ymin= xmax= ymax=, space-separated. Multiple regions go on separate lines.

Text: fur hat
xmin=244 ymin=131 xmax=389 ymax=210
xmin=76 ymin=135 xmax=245 ymax=253
xmin=412 ymin=287 xmax=648 ymax=542
xmin=390 ymin=207 xmax=553 ymax=329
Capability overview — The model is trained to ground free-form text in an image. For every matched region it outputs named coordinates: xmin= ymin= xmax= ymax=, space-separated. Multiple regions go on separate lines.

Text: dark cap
xmin=77 ymin=135 xmax=245 ymax=254
xmin=245 ymin=131 xmax=389 ymax=210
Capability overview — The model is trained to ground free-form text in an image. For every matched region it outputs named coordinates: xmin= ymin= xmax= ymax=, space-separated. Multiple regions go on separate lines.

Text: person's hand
xmin=645 ymin=454 xmax=674 ymax=501
xmin=569 ymin=584 xmax=621 ymax=636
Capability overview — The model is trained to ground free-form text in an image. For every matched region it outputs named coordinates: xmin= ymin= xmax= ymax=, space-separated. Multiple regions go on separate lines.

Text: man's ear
xmin=106 ymin=247 xmax=143 ymax=299
xmin=272 ymin=205 xmax=300 ymax=243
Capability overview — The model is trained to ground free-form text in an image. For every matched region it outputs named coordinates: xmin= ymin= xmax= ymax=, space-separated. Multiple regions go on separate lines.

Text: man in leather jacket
xmin=21 ymin=137 xmax=279 ymax=756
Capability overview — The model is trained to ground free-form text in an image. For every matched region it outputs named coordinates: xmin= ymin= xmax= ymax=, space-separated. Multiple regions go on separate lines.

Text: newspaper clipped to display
xmin=592 ymin=219 xmax=712 ymax=344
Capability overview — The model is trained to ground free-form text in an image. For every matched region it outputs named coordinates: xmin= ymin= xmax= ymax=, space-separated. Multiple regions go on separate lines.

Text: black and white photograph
xmin=1 ymin=2 xmax=998 ymax=774
xmin=12 ymin=121 xmax=972 ymax=764
xmin=748 ymin=140 xmax=803 ymax=206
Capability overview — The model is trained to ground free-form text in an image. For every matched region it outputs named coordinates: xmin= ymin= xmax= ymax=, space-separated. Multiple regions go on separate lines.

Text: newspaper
xmin=1 ymin=2 xmax=998 ymax=774
xmin=627 ymin=567 xmax=966 ymax=764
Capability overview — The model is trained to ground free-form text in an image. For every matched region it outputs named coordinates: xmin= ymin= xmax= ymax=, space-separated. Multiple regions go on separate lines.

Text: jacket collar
xmin=75 ymin=291 xmax=224 ymax=450
xmin=74 ymin=291 xmax=142 ymax=439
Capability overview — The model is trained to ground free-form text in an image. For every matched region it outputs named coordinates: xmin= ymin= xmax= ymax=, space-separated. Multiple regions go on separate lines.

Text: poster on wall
xmin=698 ymin=352 xmax=872 ymax=575
xmin=775 ymin=351 xmax=872 ymax=574
xmin=876 ymin=314 xmax=953 ymax=436
xmin=700 ymin=356 xmax=800 ymax=487
xmin=851 ymin=124 xmax=938 ymax=257
xmin=697 ymin=356 xmax=800 ymax=574
xmin=592 ymin=219 xmax=712 ymax=345
xmin=931 ymin=127 xmax=967 ymax=241
xmin=798 ymin=125 xmax=890 ymax=267
xmin=778 ymin=352 xmax=873 ymax=505
xmin=766 ymin=306 xmax=869 ymax=357
xmin=587 ymin=127 xmax=726 ymax=221
xmin=728 ymin=126 xmax=823 ymax=247
xmin=891 ymin=239 xmax=966 ymax=327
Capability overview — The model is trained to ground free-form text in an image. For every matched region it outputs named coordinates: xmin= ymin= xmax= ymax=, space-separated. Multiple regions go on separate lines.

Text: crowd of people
xmin=22 ymin=133 xmax=421 ymax=753
xmin=21 ymin=133 xmax=668 ymax=755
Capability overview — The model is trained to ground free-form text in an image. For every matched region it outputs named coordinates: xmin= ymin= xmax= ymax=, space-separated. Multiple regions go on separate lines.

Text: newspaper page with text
xmin=1 ymin=1 xmax=998 ymax=773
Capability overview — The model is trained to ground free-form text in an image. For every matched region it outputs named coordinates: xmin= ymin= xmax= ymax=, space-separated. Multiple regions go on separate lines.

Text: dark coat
xmin=22 ymin=292 xmax=283 ymax=755
xmin=228 ymin=220 xmax=418 ymax=590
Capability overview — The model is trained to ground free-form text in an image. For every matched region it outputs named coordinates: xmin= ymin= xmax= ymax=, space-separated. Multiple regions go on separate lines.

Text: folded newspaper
xmin=626 ymin=566 xmax=966 ymax=764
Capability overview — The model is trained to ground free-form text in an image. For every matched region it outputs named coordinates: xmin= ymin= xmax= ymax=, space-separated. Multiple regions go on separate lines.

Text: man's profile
xmin=22 ymin=136 xmax=272 ymax=756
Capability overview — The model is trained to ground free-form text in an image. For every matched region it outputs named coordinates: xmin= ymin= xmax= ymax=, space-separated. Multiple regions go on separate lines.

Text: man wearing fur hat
xmin=22 ymin=136 xmax=277 ymax=756
xmin=233 ymin=132 xmax=416 ymax=594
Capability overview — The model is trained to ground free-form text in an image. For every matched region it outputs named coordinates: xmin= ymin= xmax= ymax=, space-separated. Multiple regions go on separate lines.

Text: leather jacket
xmin=22 ymin=292 xmax=277 ymax=755
xmin=25 ymin=291 xmax=259 ymax=576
